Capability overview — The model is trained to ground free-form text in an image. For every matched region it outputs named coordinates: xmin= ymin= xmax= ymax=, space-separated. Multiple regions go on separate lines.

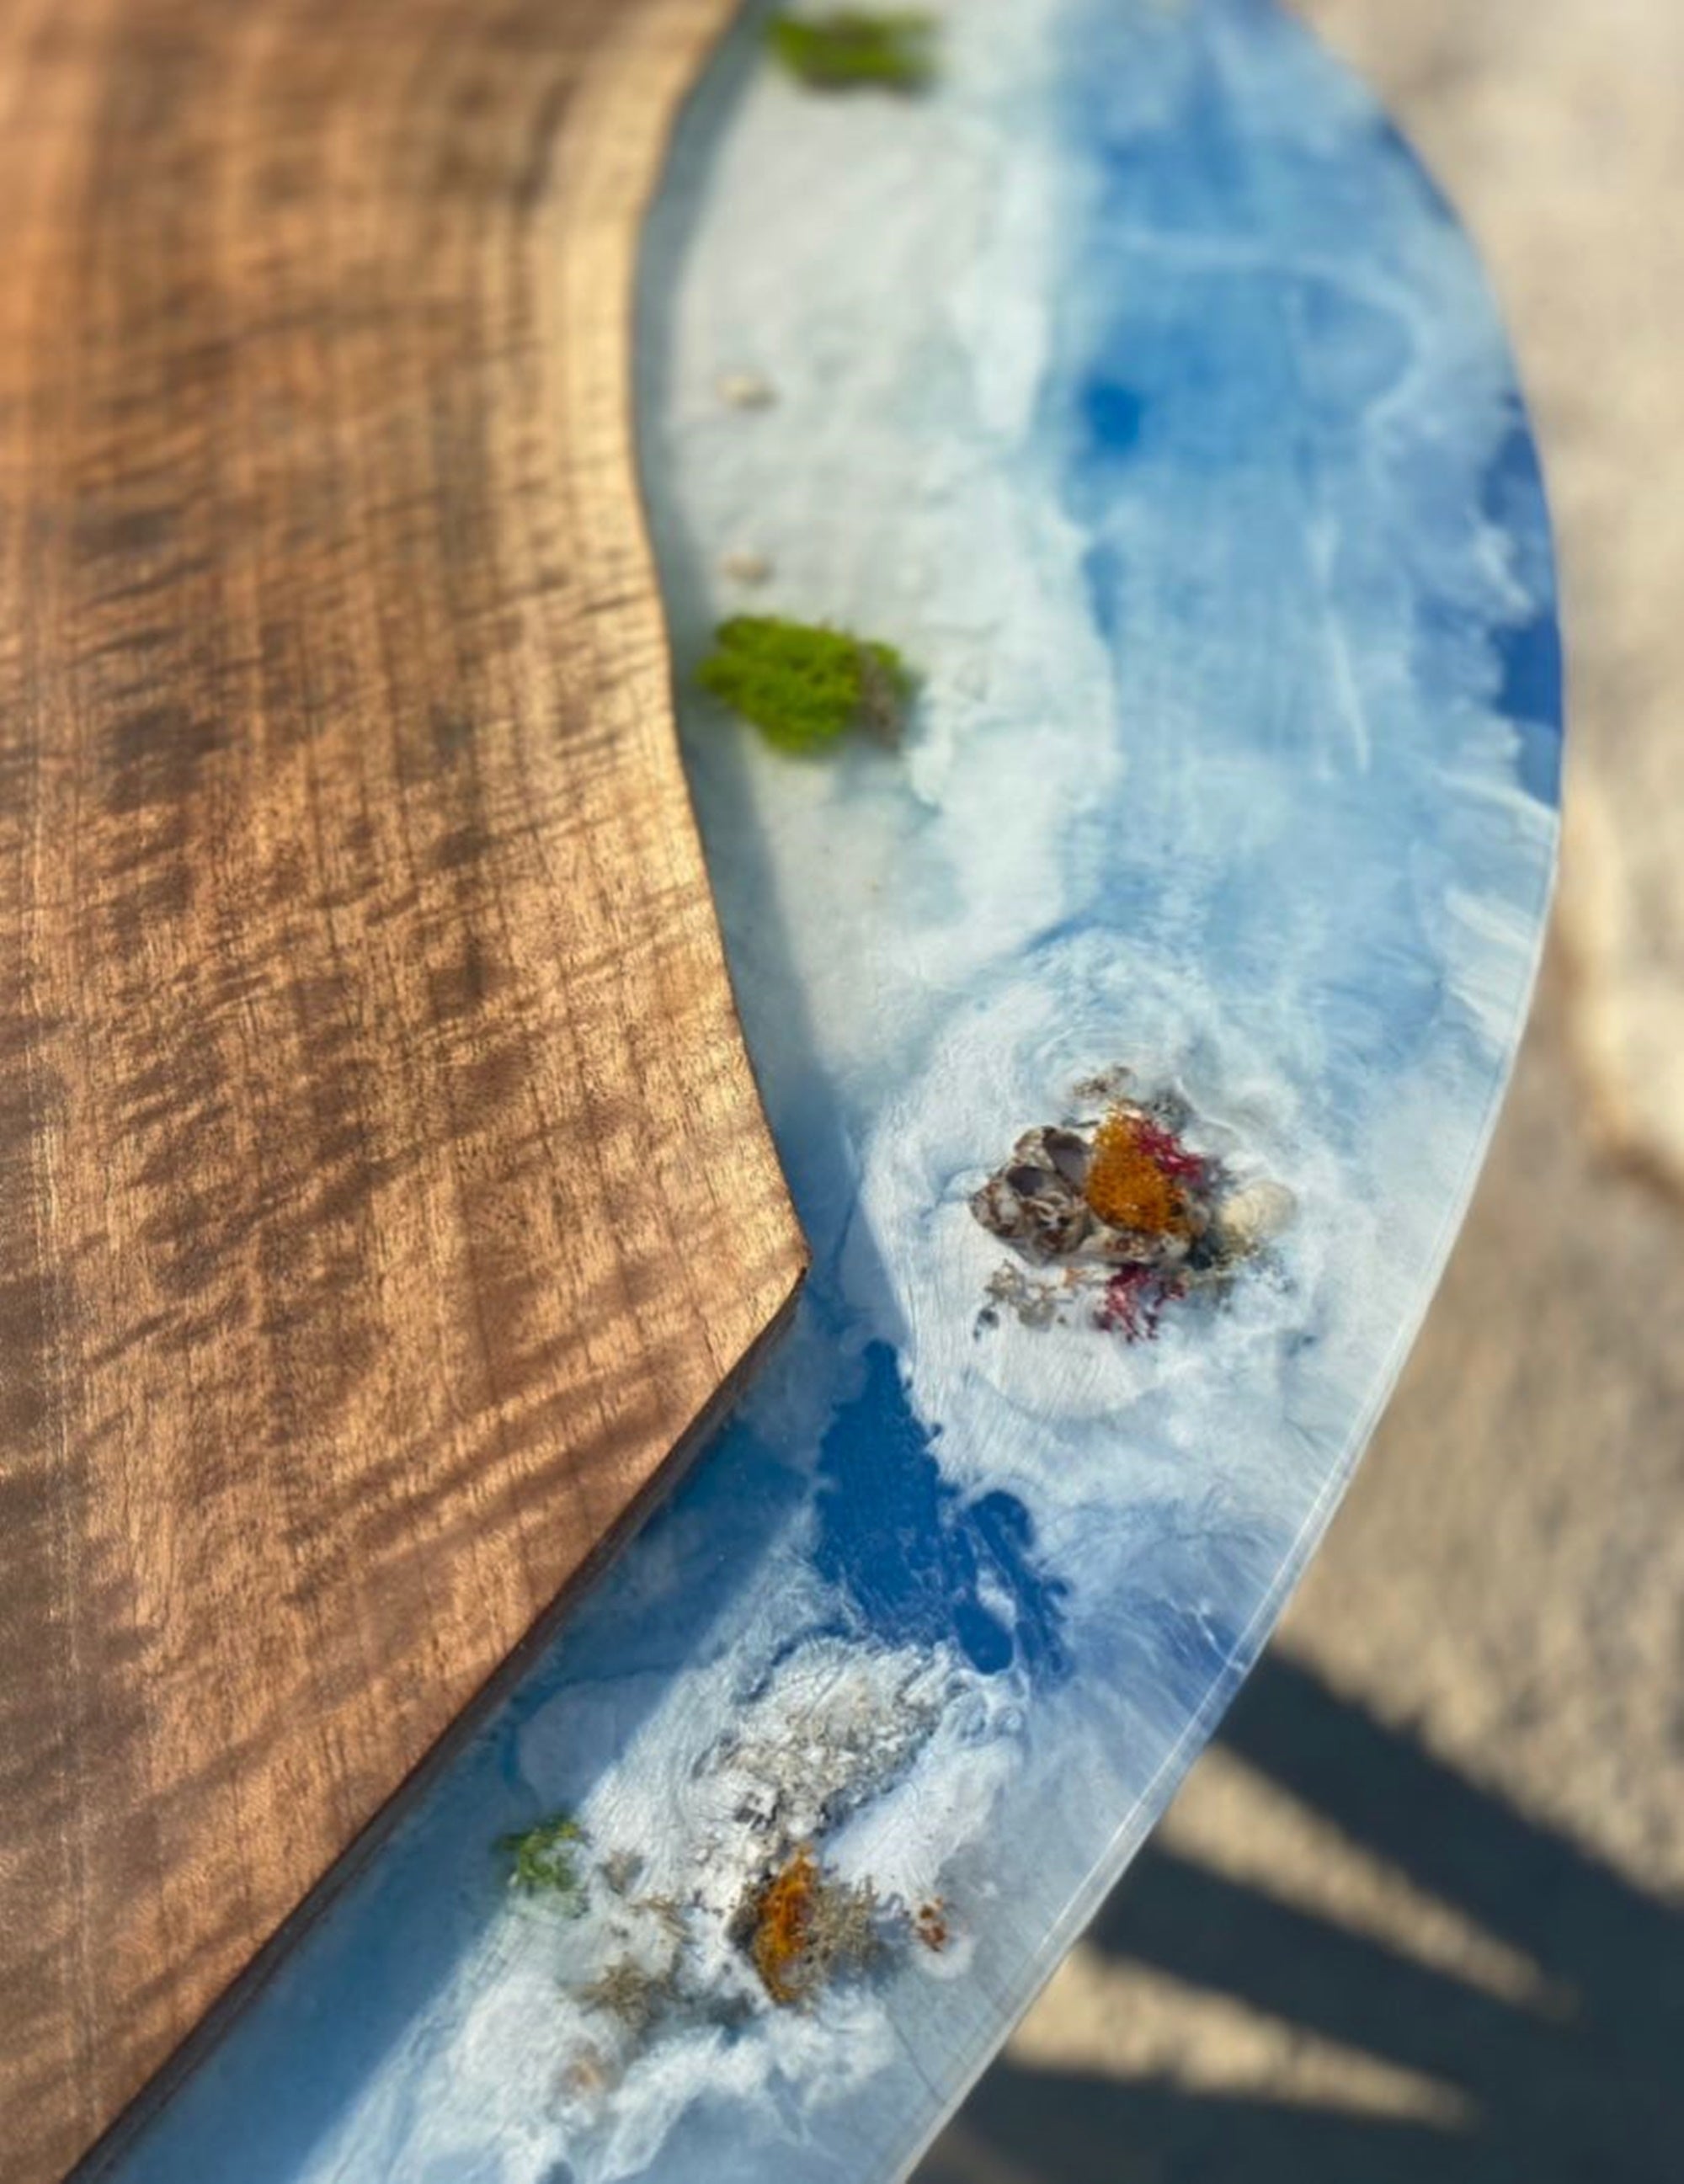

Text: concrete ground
xmin=921 ymin=7 xmax=1684 ymax=2178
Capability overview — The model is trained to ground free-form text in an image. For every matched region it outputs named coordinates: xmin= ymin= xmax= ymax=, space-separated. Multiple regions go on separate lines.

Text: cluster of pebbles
xmin=969 ymin=1072 xmax=1293 ymax=1340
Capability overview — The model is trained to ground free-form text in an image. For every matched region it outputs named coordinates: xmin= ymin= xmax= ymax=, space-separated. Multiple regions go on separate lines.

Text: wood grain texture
xmin=0 ymin=1 xmax=803 ymax=2176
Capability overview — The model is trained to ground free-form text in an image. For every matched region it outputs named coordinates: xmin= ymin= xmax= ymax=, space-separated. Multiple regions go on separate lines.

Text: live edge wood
xmin=0 ymin=2 xmax=803 ymax=2176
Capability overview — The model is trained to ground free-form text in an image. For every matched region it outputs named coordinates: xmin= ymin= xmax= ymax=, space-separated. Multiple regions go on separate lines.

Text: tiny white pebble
xmin=717 ymin=370 xmax=776 ymax=410
xmin=719 ymin=549 xmax=773 ymax=585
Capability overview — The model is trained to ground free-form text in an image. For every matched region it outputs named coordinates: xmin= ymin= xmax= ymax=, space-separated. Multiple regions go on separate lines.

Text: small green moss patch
xmin=499 ymin=1812 xmax=588 ymax=1909
xmin=699 ymin=615 xmax=914 ymax=754
xmin=767 ymin=10 xmax=937 ymax=93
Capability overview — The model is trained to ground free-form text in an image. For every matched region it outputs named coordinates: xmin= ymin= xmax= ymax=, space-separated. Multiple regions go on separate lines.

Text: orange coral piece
xmin=1084 ymin=1106 xmax=1191 ymax=1237
xmin=751 ymin=1847 xmax=819 ymax=2006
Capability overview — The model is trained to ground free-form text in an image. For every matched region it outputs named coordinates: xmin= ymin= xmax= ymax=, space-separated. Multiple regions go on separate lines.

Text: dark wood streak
xmin=0 ymin=3 xmax=802 ymax=2178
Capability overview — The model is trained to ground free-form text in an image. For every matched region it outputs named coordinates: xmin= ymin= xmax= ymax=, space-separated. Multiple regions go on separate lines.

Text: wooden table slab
xmin=0 ymin=2 xmax=802 ymax=2176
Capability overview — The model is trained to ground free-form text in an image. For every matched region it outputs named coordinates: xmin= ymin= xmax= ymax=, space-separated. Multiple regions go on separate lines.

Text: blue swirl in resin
xmin=813 ymin=1343 xmax=1071 ymax=1681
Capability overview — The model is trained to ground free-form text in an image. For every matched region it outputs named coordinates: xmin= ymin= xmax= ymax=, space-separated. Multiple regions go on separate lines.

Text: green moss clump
xmin=499 ymin=1812 xmax=588 ymax=1909
xmin=698 ymin=615 xmax=914 ymax=754
xmin=767 ymin=11 xmax=936 ymax=93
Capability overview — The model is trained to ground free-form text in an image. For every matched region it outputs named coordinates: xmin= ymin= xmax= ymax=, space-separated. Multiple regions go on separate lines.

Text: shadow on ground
xmin=918 ymin=1650 xmax=1684 ymax=2184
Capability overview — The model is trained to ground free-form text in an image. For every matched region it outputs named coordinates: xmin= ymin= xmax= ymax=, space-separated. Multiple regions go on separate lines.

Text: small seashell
xmin=1043 ymin=1127 xmax=1090 ymax=1188
xmin=1216 ymin=1179 xmax=1296 ymax=1254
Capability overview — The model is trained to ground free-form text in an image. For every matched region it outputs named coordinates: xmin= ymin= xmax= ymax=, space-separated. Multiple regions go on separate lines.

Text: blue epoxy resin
xmin=102 ymin=3 xmax=1559 ymax=2179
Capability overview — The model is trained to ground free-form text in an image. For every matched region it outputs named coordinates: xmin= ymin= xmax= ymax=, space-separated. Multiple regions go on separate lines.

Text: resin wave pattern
xmin=102 ymin=3 xmax=1559 ymax=2180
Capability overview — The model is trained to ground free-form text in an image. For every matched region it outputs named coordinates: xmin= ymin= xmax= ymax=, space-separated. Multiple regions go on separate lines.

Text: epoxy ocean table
xmin=11 ymin=2 xmax=1559 ymax=2180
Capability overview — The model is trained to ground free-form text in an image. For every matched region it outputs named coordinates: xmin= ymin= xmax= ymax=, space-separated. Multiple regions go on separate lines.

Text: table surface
xmin=92 ymin=3 xmax=1560 ymax=2181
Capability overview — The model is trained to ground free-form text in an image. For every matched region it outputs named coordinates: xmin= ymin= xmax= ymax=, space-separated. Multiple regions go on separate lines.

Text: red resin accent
xmin=1131 ymin=1116 xmax=1206 ymax=1185
xmin=1095 ymin=1263 xmax=1180 ymax=1342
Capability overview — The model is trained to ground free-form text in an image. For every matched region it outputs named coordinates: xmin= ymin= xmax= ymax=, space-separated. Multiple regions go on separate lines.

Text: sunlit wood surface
xmin=0 ymin=2 xmax=800 ymax=2175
